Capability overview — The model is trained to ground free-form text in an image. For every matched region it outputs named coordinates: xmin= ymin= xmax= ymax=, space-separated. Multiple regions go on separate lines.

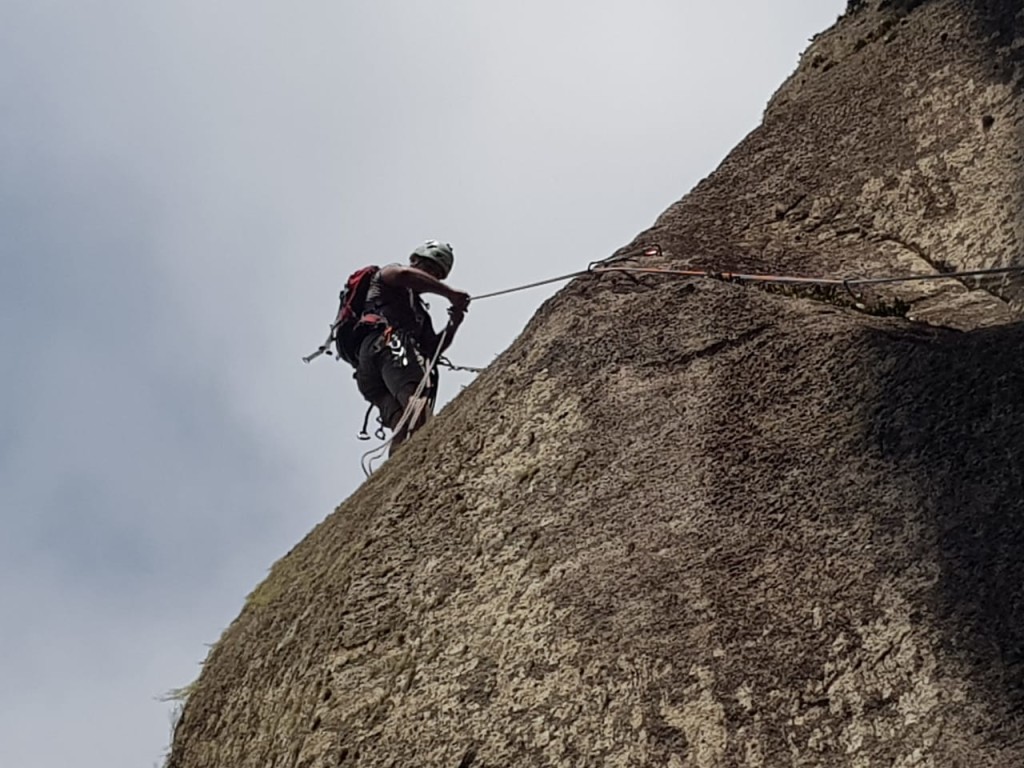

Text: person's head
xmin=410 ymin=240 xmax=454 ymax=280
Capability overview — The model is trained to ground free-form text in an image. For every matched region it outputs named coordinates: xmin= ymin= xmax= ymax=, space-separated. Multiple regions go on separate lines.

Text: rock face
xmin=169 ymin=2 xmax=1024 ymax=766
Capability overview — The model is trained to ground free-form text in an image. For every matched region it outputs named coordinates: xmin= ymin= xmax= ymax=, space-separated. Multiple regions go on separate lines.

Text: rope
xmin=327 ymin=242 xmax=1024 ymax=475
xmin=849 ymin=265 xmax=1024 ymax=286
xmin=352 ymin=248 xmax=646 ymax=466
xmin=591 ymin=263 xmax=1024 ymax=289
xmin=593 ymin=266 xmax=850 ymax=285
xmin=470 ymin=270 xmax=591 ymax=301
xmin=315 ymin=249 xmax=1022 ymax=366
xmin=435 ymin=259 xmax=1024 ymax=381
xmin=468 ymin=244 xmax=661 ymax=301
xmin=307 ymin=244 xmax=660 ymax=365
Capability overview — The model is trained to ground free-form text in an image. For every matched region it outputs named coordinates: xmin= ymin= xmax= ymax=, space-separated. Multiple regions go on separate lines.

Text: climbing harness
xmin=360 ymin=327 xmax=450 ymax=476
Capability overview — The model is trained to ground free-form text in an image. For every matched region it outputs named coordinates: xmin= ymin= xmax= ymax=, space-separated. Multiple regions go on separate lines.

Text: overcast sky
xmin=0 ymin=2 xmax=846 ymax=766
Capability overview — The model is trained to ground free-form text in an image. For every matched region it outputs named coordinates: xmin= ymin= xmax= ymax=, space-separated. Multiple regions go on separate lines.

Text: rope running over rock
xmin=359 ymin=245 xmax=1024 ymax=473
xmin=589 ymin=263 xmax=1024 ymax=289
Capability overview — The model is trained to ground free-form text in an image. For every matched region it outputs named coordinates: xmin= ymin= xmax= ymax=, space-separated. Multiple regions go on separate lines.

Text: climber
xmin=347 ymin=240 xmax=471 ymax=454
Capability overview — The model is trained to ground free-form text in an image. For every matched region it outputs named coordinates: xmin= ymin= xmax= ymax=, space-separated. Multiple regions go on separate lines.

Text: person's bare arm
xmin=437 ymin=306 xmax=466 ymax=354
xmin=379 ymin=265 xmax=470 ymax=309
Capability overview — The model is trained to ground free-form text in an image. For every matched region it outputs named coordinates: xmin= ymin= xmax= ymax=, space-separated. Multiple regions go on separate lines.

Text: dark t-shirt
xmin=361 ymin=263 xmax=439 ymax=354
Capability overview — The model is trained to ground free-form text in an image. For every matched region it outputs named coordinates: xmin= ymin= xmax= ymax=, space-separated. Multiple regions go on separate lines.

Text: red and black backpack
xmin=331 ymin=265 xmax=383 ymax=366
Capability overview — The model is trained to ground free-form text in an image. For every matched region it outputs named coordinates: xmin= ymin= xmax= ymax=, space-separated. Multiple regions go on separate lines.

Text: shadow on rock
xmin=864 ymin=320 xmax=1024 ymax=713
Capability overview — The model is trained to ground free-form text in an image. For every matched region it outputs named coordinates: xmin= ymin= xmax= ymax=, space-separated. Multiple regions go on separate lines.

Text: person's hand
xmin=447 ymin=304 xmax=466 ymax=327
xmin=447 ymin=289 xmax=471 ymax=312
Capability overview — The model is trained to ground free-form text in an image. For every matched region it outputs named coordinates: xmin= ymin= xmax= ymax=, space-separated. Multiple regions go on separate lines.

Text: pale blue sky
xmin=0 ymin=2 xmax=846 ymax=765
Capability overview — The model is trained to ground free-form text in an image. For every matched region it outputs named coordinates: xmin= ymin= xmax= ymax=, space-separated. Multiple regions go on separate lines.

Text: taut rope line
xmin=324 ymin=243 xmax=1024 ymax=472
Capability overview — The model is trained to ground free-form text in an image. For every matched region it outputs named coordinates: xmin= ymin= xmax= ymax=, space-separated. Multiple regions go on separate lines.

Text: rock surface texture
xmin=169 ymin=1 xmax=1024 ymax=766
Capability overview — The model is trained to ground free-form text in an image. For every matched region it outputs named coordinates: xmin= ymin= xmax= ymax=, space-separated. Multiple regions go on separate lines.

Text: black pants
xmin=354 ymin=328 xmax=437 ymax=427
